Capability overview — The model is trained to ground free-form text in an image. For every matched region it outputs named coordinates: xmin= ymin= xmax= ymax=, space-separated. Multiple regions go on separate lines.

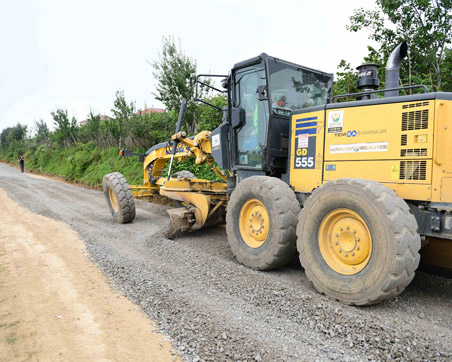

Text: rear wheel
xmin=102 ymin=172 xmax=136 ymax=223
xmin=226 ymin=176 xmax=300 ymax=270
xmin=297 ymin=178 xmax=421 ymax=305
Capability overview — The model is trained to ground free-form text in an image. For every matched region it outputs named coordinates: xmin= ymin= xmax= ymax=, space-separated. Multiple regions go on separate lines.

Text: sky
xmin=0 ymin=0 xmax=378 ymax=133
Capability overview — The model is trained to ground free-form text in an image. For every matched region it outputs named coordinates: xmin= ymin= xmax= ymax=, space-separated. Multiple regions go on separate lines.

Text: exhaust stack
xmin=385 ymin=42 xmax=408 ymax=97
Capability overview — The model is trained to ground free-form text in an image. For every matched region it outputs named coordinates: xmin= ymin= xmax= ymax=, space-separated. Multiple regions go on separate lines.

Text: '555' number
xmin=295 ymin=156 xmax=314 ymax=168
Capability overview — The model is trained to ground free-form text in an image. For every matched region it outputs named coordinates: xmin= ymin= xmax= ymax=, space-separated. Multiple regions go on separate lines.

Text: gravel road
xmin=2 ymin=162 xmax=452 ymax=361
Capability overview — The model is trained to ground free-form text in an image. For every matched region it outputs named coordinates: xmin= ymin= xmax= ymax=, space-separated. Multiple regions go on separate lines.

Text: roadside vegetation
xmin=0 ymin=37 xmax=226 ymax=187
xmin=0 ymin=94 xmax=225 ymax=187
xmin=0 ymin=93 xmax=225 ymax=187
xmin=1 ymin=1 xmax=451 ymax=187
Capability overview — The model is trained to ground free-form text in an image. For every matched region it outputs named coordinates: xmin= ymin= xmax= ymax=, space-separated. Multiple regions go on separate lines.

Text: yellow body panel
xmin=323 ymin=160 xmax=433 ymax=201
xmin=289 ymin=110 xmax=325 ymax=191
xmin=323 ymin=102 xmax=434 ymax=161
xmin=157 ymin=177 xmax=227 ymax=194
xmin=431 ymin=100 xmax=452 ymax=202
xmin=290 ymin=98 xmax=452 ymax=203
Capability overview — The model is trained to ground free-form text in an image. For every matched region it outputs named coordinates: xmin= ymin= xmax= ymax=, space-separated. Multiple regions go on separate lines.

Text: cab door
xmin=232 ymin=64 xmax=269 ymax=169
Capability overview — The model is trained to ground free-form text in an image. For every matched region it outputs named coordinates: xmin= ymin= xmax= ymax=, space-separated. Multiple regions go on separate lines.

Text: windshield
xmin=268 ymin=62 xmax=332 ymax=116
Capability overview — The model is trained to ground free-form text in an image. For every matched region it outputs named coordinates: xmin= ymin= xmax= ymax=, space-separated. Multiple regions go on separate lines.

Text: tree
xmin=194 ymin=94 xmax=228 ymax=132
xmin=333 ymin=45 xmax=393 ymax=100
xmin=51 ymin=108 xmax=78 ymax=146
xmin=0 ymin=127 xmax=13 ymax=149
xmin=333 ymin=60 xmax=359 ymax=101
xmin=34 ymin=119 xmax=50 ymax=145
xmin=0 ymin=124 xmax=27 ymax=146
xmin=110 ymin=90 xmax=136 ymax=148
xmin=0 ymin=123 xmax=27 ymax=157
xmin=348 ymin=0 xmax=452 ymax=91
xmin=152 ymin=36 xmax=200 ymax=133
xmin=79 ymin=111 xmax=102 ymax=145
xmin=442 ymin=47 xmax=452 ymax=90
xmin=111 ymin=90 xmax=135 ymax=121
xmin=10 ymin=123 xmax=27 ymax=142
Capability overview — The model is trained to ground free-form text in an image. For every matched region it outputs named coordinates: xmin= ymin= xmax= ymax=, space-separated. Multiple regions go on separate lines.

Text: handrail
xmin=195 ymin=74 xmax=228 ymax=110
xmin=433 ymin=101 xmax=444 ymax=166
xmin=332 ymin=84 xmax=429 ymax=103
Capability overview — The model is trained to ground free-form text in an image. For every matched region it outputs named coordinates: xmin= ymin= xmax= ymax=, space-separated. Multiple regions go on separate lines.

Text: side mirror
xmin=221 ymin=78 xmax=229 ymax=89
xmin=256 ymin=85 xmax=268 ymax=101
xmin=231 ymin=107 xmax=246 ymax=129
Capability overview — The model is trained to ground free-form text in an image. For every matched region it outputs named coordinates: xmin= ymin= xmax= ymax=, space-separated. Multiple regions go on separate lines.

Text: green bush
xmin=0 ymin=143 xmax=143 ymax=188
xmin=166 ymin=157 xmax=223 ymax=181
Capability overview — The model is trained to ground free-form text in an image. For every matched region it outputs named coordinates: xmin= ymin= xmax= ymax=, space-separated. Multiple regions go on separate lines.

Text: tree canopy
xmin=346 ymin=0 xmax=452 ymax=91
xmin=151 ymin=36 xmax=198 ymax=132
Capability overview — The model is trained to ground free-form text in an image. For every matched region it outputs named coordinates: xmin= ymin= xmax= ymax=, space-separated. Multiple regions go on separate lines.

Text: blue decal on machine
xmin=295 ymin=128 xmax=317 ymax=136
xmin=296 ymin=121 xmax=317 ymax=129
xmin=325 ymin=164 xmax=336 ymax=171
xmin=296 ymin=116 xmax=317 ymax=123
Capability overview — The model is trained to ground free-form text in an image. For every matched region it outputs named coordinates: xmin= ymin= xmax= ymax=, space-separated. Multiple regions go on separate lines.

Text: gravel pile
xmin=2 ymin=163 xmax=451 ymax=361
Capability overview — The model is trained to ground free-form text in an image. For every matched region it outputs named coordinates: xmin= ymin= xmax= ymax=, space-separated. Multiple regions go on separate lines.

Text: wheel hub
xmin=319 ymin=209 xmax=372 ymax=275
xmin=109 ymin=188 xmax=119 ymax=213
xmin=239 ymin=199 xmax=270 ymax=248
xmin=250 ymin=211 xmax=265 ymax=233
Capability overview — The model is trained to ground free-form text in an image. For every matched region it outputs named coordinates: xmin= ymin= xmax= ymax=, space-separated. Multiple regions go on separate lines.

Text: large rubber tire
xmin=102 ymin=172 xmax=136 ymax=224
xmin=297 ymin=178 xmax=421 ymax=305
xmin=226 ymin=176 xmax=300 ymax=270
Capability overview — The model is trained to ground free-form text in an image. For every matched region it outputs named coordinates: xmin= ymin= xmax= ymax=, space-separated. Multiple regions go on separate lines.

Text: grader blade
xmin=165 ymin=207 xmax=196 ymax=239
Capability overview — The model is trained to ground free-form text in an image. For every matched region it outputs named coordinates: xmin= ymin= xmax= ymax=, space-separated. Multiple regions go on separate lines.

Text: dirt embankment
xmin=0 ymin=187 xmax=179 ymax=361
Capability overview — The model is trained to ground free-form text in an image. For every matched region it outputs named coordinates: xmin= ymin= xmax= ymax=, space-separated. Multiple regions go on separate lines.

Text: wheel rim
xmin=318 ymin=209 xmax=372 ymax=275
xmin=109 ymin=188 xmax=119 ymax=213
xmin=239 ymin=198 xmax=270 ymax=248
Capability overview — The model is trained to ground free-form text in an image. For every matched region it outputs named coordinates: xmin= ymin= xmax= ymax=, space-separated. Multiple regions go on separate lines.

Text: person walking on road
xmin=18 ymin=155 xmax=24 ymax=173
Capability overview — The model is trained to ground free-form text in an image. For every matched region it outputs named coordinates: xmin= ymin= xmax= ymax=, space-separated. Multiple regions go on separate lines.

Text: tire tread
xmin=298 ymin=178 xmax=420 ymax=305
xmin=102 ymin=172 xmax=136 ymax=223
xmin=226 ymin=176 xmax=300 ymax=270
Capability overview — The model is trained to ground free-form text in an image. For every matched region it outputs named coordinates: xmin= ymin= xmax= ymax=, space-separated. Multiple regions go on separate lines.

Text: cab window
xmin=234 ymin=65 xmax=268 ymax=168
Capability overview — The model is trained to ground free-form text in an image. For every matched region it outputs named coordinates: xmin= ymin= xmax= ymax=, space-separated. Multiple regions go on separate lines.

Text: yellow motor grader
xmin=103 ymin=42 xmax=452 ymax=305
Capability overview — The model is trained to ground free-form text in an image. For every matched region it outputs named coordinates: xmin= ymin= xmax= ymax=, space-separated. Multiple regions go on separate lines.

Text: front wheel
xmin=102 ymin=172 xmax=136 ymax=224
xmin=297 ymin=178 xmax=420 ymax=305
xmin=226 ymin=176 xmax=300 ymax=270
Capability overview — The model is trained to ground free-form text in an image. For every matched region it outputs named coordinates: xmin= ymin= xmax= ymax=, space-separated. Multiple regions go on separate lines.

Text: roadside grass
xmin=6 ymin=332 xmax=17 ymax=344
xmin=27 ymin=351 xmax=39 ymax=359
xmin=0 ymin=320 xmax=21 ymax=328
xmin=1 ymin=142 xmax=221 ymax=190
xmin=1 ymin=144 xmax=144 ymax=188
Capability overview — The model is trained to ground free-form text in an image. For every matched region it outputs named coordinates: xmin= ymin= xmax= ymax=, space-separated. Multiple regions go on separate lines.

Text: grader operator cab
xmin=103 ymin=43 xmax=452 ymax=305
